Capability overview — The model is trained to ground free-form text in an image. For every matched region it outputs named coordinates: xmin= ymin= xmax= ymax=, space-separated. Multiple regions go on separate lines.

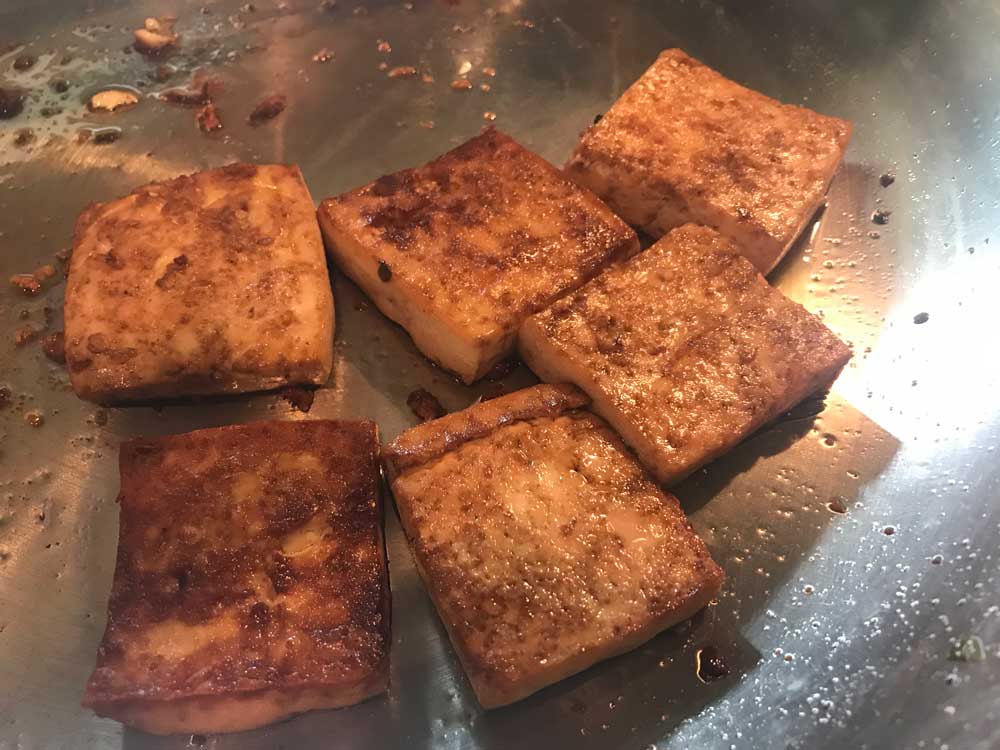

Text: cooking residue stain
xmin=695 ymin=645 xmax=730 ymax=683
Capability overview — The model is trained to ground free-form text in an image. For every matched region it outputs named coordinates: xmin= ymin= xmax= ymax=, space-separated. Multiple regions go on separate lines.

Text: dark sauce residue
xmin=407 ymin=388 xmax=445 ymax=422
xmin=879 ymin=172 xmax=895 ymax=188
xmin=247 ymin=94 xmax=287 ymax=125
xmin=695 ymin=645 xmax=730 ymax=683
xmin=280 ymin=386 xmax=316 ymax=413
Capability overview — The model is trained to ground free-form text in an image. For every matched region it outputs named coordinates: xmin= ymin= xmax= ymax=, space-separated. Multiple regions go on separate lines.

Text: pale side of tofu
xmin=64 ymin=164 xmax=334 ymax=403
xmin=518 ymin=225 xmax=852 ymax=486
xmin=318 ymin=128 xmax=639 ymax=384
xmin=565 ymin=48 xmax=852 ymax=274
xmin=384 ymin=385 xmax=723 ymax=708
xmin=82 ymin=420 xmax=389 ymax=735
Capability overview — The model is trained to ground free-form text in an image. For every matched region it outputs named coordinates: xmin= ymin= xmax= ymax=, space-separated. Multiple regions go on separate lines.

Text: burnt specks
xmin=871 ymin=208 xmax=892 ymax=225
xmin=377 ymin=260 xmax=392 ymax=282
xmin=154 ymin=254 xmax=189 ymax=289
xmin=248 ymin=94 xmax=287 ymax=125
xmin=406 ymin=387 xmax=445 ymax=422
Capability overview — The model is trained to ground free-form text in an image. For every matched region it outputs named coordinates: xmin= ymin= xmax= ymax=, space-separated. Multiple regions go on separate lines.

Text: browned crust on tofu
xmin=383 ymin=383 xmax=589 ymax=474
xmin=83 ymin=420 xmax=389 ymax=735
xmin=519 ymin=224 xmax=852 ymax=485
xmin=318 ymin=128 xmax=639 ymax=383
xmin=565 ymin=49 xmax=852 ymax=272
xmin=64 ymin=163 xmax=334 ymax=403
xmin=386 ymin=396 xmax=723 ymax=707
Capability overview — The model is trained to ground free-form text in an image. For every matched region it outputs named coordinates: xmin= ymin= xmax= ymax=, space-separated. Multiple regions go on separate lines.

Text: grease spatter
xmin=879 ymin=172 xmax=895 ymax=188
xmin=871 ymin=208 xmax=892 ymax=225
xmin=913 ymin=311 xmax=930 ymax=324
xmin=695 ymin=645 xmax=730 ymax=683
xmin=882 ymin=525 xmax=896 ymax=536
xmin=949 ymin=636 xmax=985 ymax=663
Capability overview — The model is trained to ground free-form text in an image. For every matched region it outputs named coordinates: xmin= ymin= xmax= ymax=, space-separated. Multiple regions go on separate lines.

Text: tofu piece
xmin=565 ymin=49 xmax=852 ymax=273
xmin=383 ymin=384 xmax=723 ymax=708
xmin=64 ymin=164 xmax=334 ymax=403
xmin=318 ymin=128 xmax=639 ymax=383
xmin=519 ymin=225 xmax=852 ymax=486
xmin=82 ymin=420 xmax=389 ymax=735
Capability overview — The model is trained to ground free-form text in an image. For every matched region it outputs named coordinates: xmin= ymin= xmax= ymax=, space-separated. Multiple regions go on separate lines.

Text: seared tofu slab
xmin=318 ymin=128 xmax=639 ymax=383
xmin=519 ymin=225 xmax=851 ymax=486
xmin=565 ymin=49 xmax=852 ymax=273
xmin=383 ymin=384 xmax=723 ymax=708
xmin=83 ymin=420 xmax=389 ymax=735
xmin=65 ymin=164 xmax=334 ymax=403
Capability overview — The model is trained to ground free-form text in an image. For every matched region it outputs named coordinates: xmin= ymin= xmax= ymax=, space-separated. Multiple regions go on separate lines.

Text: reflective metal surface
xmin=1 ymin=1 xmax=998 ymax=749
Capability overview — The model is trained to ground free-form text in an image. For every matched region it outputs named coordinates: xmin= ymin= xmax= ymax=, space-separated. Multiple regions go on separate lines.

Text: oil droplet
xmin=695 ymin=645 xmax=730 ymax=683
xmin=931 ymin=554 xmax=943 ymax=565
xmin=882 ymin=525 xmax=896 ymax=536
xmin=25 ymin=410 xmax=44 ymax=427
xmin=827 ymin=497 xmax=848 ymax=514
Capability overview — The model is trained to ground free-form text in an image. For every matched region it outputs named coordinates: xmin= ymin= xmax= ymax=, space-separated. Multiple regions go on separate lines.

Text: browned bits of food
xmin=42 ymin=331 xmax=66 ymax=364
xmin=196 ymin=102 xmax=222 ymax=132
xmin=0 ymin=87 xmax=26 ymax=119
xmin=159 ymin=81 xmax=212 ymax=107
xmin=450 ymin=78 xmax=472 ymax=91
xmin=312 ymin=47 xmax=334 ymax=63
xmin=134 ymin=17 xmax=180 ymax=56
xmin=421 ymin=73 xmax=435 ymax=84
xmin=14 ymin=325 xmax=39 ymax=346
xmin=10 ymin=274 xmax=42 ymax=295
xmin=519 ymin=224 xmax=852 ymax=485
xmin=418 ymin=120 xmax=435 ymax=129
xmin=92 ymin=128 xmax=123 ymax=144
xmin=375 ymin=260 xmax=392 ymax=282
xmin=376 ymin=39 xmax=392 ymax=53
xmin=13 ymin=54 xmax=36 ymax=71
xmin=317 ymin=128 xmax=639 ymax=383
xmin=479 ymin=83 xmax=491 ymax=92
xmin=279 ymin=385 xmax=316 ymax=412
xmin=383 ymin=385 xmax=723 ymax=708
xmin=513 ymin=18 xmax=536 ymax=28
xmin=247 ymin=94 xmax=287 ymax=125
xmin=32 ymin=264 xmax=56 ymax=282
xmin=387 ymin=65 xmax=417 ymax=79
xmin=406 ymin=387 xmax=445 ymax=422
xmin=88 ymin=89 xmax=140 ymax=113
xmin=82 ymin=420 xmax=389 ymax=734
xmin=0 ymin=386 xmax=11 ymax=408
xmin=13 ymin=128 xmax=34 ymax=147
xmin=481 ymin=66 xmax=496 ymax=77
xmin=63 ymin=164 xmax=334 ymax=403
xmin=25 ymin=410 xmax=44 ymax=427
xmin=565 ymin=48 xmax=852 ymax=274
xmin=482 ymin=111 xmax=496 ymax=121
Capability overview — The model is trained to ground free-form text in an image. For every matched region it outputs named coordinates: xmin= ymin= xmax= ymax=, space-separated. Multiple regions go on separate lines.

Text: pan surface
xmin=0 ymin=1 xmax=997 ymax=749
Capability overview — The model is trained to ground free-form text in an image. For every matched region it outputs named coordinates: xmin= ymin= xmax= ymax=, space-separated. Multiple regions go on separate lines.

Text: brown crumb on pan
xmin=407 ymin=388 xmax=445 ymax=422
xmin=248 ymin=94 xmax=287 ymax=125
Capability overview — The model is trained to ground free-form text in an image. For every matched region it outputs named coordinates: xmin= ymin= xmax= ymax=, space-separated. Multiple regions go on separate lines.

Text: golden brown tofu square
xmin=64 ymin=164 xmax=334 ymax=404
xmin=383 ymin=385 xmax=723 ymax=708
xmin=519 ymin=225 xmax=852 ymax=486
xmin=318 ymin=128 xmax=639 ymax=384
xmin=565 ymin=49 xmax=852 ymax=273
xmin=82 ymin=420 xmax=389 ymax=735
